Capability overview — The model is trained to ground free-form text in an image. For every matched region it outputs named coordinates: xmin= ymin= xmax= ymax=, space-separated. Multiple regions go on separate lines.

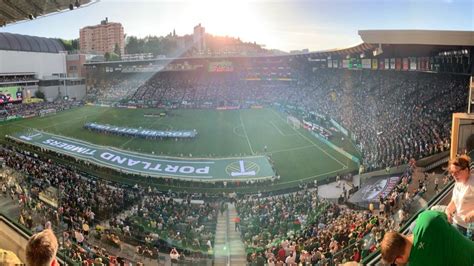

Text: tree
xmin=105 ymin=52 xmax=120 ymax=61
xmin=71 ymin=39 xmax=79 ymax=50
xmin=125 ymin=36 xmax=143 ymax=54
xmin=57 ymin=38 xmax=79 ymax=52
xmin=109 ymin=52 xmax=120 ymax=61
xmin=114 ymin=43 xmax=121 ymax=57
xmin=34 ymin=90 xmax=45 ymax=99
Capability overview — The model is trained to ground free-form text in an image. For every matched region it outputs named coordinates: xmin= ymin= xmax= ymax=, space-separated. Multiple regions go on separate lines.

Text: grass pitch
xmin=0 ymin=106 xmax=359 ymax=190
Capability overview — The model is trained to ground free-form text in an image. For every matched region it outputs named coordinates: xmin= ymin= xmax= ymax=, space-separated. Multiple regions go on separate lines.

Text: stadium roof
xmin=0 ymin=32 xmax=65 ymax=53
xmin=306 ymin=43 xmax=375 ymax=58
xmin=359 ymin=30 xmax=474 ymax=46
xmin=303 ymin=30 xmax=474 ymax=58
xmin=0 ymin=0 xmax=95 ymax=26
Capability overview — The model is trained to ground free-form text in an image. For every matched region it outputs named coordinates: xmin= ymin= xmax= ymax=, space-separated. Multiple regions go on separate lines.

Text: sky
xmin=0 ymin=0 xmax=472 ymax=52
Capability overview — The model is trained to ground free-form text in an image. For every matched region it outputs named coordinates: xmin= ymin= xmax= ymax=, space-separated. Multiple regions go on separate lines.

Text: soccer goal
xmin=287 ymin=115 xmax=301 ymax=129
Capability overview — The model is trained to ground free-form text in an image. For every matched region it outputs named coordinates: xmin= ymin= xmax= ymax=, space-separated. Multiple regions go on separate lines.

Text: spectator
xmin=26 ymin=229 xmax=59 ymax=266
xmin=445 ymin=155 xmax=474 ymax=236
xmin=381 ymin=210 xmax=474 ymax=265
xmin=285 ymin=251 xmax=296 ymax=265
xmin=234 ymin=216 xmax=241 ymax=231
xmin=170 ymin=248 xmax=180 ymax=264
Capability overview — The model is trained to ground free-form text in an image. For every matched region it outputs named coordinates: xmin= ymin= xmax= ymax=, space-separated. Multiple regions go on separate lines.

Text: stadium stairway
xmin=214 ymin=203 xmax=247 ymax=266
xmin=0 ymin=196 xmax=20 ymax=220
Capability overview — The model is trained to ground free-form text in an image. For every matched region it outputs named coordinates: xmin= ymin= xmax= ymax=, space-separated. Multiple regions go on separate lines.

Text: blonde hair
xmin=26 ymin=229 xmax=58 ymax=266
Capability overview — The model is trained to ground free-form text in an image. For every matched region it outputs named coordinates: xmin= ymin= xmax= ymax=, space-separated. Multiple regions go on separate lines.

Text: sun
xmin=179 ymin=0 xmax=270 ymax=47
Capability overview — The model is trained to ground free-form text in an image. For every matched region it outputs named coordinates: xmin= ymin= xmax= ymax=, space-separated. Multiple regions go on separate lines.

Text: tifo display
xmin=10 ymin=130 xmax=276 ymax=181
xmin=84 ymin=122 xmax=198 ymax=139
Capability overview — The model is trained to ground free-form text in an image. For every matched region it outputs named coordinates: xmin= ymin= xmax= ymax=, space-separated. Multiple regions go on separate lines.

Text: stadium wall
xmin=40 ymin=84 xmax=86 ymax=101
xmin=0 ymin=215 xmax=28 ymax=263
xmin=22 ymin=85 xmax=39 ymax=99
xmin=0 ymin=50 xmax=66 ymax=79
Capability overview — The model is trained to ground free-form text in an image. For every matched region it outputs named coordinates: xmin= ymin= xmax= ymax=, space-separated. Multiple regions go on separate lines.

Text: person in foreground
xmin=26 ymin=228 xmax=59 ymax=266
xmin=445 ymin=155 xmax=474 ymax=236
xmin=381 ymin=210 xmax=474 ymax=266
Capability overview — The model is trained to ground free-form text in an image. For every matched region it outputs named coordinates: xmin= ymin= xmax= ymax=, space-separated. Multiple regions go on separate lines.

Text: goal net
xmin=287 ymin=115 xmax=301 ymax=129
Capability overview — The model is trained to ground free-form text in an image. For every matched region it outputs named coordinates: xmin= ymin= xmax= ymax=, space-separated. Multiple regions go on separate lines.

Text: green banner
xmin=10 ymin=130 xmax=275 ymax=182
xmin=6 ymin=115 xmax=22 ymax=121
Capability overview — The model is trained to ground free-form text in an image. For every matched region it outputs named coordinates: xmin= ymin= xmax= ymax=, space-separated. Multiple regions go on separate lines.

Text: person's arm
xmin=445 ymin=200 xmax=456 ymax=223
xmin=462 ymin=210 xmax=474 ymax=223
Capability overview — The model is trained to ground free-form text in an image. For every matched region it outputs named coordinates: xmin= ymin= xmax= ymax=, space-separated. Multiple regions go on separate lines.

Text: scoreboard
xmin=0 ymin=86 xmax=22 ymax=103
xmin=208 ymin=61 xmax=234 ymax=72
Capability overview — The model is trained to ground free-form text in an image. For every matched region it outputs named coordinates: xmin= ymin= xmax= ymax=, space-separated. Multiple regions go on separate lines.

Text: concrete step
xmin=213 ymin=203 xmax=247 ymax=266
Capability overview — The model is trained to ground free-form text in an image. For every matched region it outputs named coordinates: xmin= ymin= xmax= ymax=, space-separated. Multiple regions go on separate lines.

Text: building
xmin=80 ymin=18 xmax=125 ymax=55
xmin=193 ymin=23 xmax=206 ymax=53
xmin=0 ymin=32 xmax=66 ymax=100
xmin=0 ymin=32 xmax=86 ymax=102
xmin=0 ymin=32 xmax=66 ymax=79
xmin=66 ymin=54 xmax=100 ymax=78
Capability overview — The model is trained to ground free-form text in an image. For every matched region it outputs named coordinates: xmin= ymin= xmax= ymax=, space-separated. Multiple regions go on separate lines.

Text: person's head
xmin=380 ymin=231 xmax=410 ymax=265
xmin=449 ymin=155 xmax=471 ymax=183
xmin=26 ymin=229 xmax=58 ymax=266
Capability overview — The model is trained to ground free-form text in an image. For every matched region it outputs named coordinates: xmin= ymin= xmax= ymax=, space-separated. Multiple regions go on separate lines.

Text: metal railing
xmin=225 ymin=203 xmax=231 ymax=266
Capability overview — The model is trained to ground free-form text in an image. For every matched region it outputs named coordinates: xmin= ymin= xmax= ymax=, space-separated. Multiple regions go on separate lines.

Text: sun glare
xmin=182 ymin=0 xmax=269 ymax=47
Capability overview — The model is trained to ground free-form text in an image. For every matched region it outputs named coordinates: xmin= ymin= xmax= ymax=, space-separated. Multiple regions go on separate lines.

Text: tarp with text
xmin=10 ymin=130 xmax=275 ymax=182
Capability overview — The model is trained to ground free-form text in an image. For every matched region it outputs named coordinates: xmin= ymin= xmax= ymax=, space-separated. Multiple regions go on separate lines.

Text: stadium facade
xmin=0 ymin=32 xmax=86 ymax=102
xmin=85 ymin=30 xmax=473 ymax=80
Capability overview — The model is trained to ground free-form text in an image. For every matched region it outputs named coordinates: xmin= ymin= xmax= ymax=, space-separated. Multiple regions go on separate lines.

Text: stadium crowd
xmin=0 ymin=146 xmax=143 ymax=263
xmin=0 ymin=100 xmax=82 ymax=119
xmin=114 ymin=194 xmax=217 ymax=256
xmin=118 ymin=69 xmax=468 ymax=171
xmin=235 ymin=163 xmax=442 ymax=265
xmin=0 ymin=75 xmax=36 ymax=83
xmin=0 ymin=143 xmax=458 ymax=265
xmin=0 ymin=145 xmax=218 ymax=264
xmin=235 ymin=188 xmax=396 ymax=265
xmin=129 ymin=72 xmax=288 ymax=107
xmin=0 ymin=66 xmax=469 ymax=265
xmin=86 ymin=73 xmax=152 ymax=102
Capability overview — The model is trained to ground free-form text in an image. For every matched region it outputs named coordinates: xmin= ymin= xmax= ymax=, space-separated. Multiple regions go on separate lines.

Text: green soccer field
xmin=0 ymin=106 xmax=359 ymax=190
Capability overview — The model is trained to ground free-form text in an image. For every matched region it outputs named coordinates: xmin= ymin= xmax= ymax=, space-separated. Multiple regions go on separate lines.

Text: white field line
xmin=270 ymin=109 xmax=347 ymax=168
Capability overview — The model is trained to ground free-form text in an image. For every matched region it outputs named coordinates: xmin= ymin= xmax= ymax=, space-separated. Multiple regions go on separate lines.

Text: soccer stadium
xmin=0 ymin=1 xmax=473 ymax=265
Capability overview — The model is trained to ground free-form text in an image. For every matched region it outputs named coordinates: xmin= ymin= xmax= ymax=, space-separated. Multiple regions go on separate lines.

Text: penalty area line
xmin=270 ymin=109 xmax=348 ymax=168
